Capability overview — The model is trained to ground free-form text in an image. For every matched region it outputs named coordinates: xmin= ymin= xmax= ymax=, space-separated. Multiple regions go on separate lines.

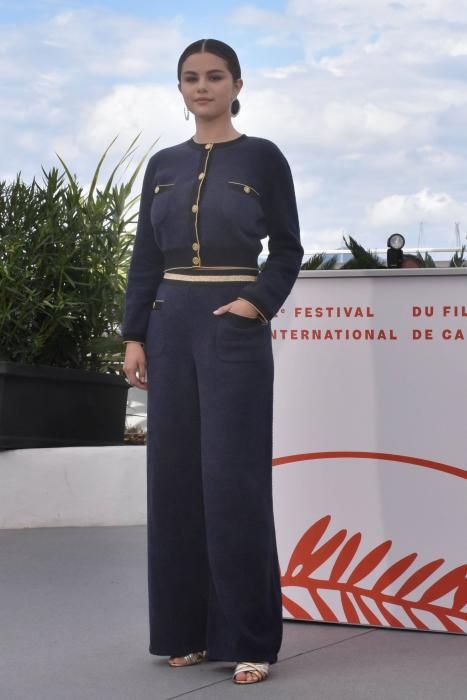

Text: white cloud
xmin=294 ymin=176 xmax=321 ymax=199
xmin=318 ymin=54 xmax=357 ymax=77
xmin=240 ymin=86 xmax=411 ymax=153
xmin=301 ymin=228 xmax=349 ymax=253
xmin=42 ymin=8 xmax=183 ymax=77
xmin=0 ymin=7 xmax=187 ymax=181
xmin=447 ymin=40 xmax=467 ymax=57
xmin=78 ymin=84 xmax=185 ymax=154
xmin=366 ymin=189 xmax=467 ymax=227
xmin=260 ymin=64 xmax=308 ymax=79
xmin=413 ymin=145 xmax=463 ymax=170
xmin=1 ymin=2 xmax=467 ymax=251
xmin=230 ymin=6 xmax=290 ymax=30
xmin=228 ymin=0 xmax=467 ymax=247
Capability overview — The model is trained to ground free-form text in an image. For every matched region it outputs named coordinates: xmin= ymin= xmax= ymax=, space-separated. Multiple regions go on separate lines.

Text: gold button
xmin=154 ymin=186 xmax=160 ymax=193
xmin=192 ymin=204 xmax=198 ymax=213
xmin=204 ymin=143 xmax=213 ymax=149
xmin=198 ymin=172 xmax=205 ymax=180
xmin=192 ymin=242 xmax=200 ymax=251
xmin=192 ymin=256 xmax=200 ymax=264
xmin=243 ymin=185 xmax=251 ymax=193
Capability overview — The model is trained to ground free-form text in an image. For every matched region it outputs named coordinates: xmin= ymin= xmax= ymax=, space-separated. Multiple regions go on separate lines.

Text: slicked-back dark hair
xmin=177 ymin=39 xmax=242 ymax=115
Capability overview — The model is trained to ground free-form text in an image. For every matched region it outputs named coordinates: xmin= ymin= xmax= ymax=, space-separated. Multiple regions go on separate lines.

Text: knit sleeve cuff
xmin=236 ymin=296 xmax=269 ymax=324
xmin=123 ymin=339 xmax=145 ymax=346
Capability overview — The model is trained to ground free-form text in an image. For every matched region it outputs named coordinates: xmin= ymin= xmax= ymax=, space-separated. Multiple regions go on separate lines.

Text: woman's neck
xmin=192 ymin=125 xmax=242 ymax=144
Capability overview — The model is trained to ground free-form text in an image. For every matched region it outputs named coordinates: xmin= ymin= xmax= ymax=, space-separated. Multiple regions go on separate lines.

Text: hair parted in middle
xmin=177 ymin=38 xmax=242 ymax=116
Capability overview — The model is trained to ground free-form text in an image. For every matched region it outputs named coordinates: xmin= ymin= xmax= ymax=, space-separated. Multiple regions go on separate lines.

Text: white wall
xmin=0 ymin=446 xmax=146 ymax=529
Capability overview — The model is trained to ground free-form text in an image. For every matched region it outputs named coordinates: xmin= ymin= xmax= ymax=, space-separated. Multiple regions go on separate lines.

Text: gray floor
xmin=1 ymin=526 xmax=465 ymax=700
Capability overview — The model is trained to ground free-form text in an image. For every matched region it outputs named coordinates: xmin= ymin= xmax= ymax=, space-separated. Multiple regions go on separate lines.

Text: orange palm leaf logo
xmin=281 ymin=514 xmax=467 ymax=633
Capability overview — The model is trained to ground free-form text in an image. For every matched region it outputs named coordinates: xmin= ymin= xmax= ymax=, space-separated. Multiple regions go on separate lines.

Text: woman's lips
xmin=195 ymin=99 xmax=212 ymax=103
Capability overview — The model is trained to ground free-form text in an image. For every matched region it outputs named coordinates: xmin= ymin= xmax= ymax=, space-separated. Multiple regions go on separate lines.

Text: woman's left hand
xmin=213 ymin=298 xmax=259 ymax=319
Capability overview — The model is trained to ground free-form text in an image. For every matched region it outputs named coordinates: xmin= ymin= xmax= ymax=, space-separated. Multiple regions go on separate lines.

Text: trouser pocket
xmin=145 ymin=300 xmax=165 ymax=356
xmin=215 ymin=311 xmax=270 ymax=362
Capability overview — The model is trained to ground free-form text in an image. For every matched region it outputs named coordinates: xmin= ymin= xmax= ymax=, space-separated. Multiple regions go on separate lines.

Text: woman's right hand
xmin=123 ymin=342 xmax=148 ymax=390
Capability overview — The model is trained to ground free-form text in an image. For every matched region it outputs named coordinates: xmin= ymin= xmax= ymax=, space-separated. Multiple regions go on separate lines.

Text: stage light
xmin=387 ymin=233 xmax=405 ymax=268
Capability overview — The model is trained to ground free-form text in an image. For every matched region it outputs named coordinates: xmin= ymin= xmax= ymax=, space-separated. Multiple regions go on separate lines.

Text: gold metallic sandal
xmin=168 ymin=650 xmax=207 ymax=667
xmin=232 ymin=661 xmax=270 ymax=684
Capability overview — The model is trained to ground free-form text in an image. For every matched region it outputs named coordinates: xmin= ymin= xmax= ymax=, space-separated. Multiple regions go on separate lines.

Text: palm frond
xmin=341 ymin=235 xmax=386 ymax=269
xmin=450 ymin=246 xmax=465 ymax=267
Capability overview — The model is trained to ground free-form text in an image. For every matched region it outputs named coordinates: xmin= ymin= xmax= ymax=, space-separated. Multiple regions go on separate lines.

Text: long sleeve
xmin=236 ymin=143 xmax=303 ymax=322
xmin=121 ymin=154 xmax=165 ymax=343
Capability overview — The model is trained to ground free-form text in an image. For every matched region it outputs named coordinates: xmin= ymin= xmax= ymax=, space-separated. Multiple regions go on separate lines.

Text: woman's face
xmin=178 ymin=51 xmax=242 ymax=120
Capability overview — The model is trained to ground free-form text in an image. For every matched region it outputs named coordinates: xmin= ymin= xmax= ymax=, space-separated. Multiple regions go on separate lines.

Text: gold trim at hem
xmin=163 ymin=272 xmax=258 ymax=282
xmin=163 ymin=265 xmax=259 ymax=271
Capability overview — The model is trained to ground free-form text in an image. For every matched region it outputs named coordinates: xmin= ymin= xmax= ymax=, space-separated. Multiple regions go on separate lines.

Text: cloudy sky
xmin=1 ymin=0 xmax=467 ymax=254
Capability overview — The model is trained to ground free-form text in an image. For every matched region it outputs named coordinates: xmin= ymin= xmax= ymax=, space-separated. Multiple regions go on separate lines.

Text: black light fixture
xmin=387 ymin=233 xmax=405 ymax=268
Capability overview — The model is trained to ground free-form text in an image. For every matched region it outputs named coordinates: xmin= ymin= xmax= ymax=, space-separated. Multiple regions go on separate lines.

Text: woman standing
xmin=122 ymin=38 xmax=303 ymax=685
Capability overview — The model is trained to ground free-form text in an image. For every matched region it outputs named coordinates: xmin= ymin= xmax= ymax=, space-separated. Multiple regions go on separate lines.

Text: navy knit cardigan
xmin=122 ymin=133 xmax=303 ymax=343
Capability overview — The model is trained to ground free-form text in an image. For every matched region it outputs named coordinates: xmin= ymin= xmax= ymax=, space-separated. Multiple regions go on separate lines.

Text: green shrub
xmin=0 ymin=134 xmax=158 ymax=373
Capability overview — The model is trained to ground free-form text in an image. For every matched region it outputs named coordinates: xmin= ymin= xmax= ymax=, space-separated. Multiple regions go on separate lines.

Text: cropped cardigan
xmin=122 ymin=133 xmax=303 ymax=344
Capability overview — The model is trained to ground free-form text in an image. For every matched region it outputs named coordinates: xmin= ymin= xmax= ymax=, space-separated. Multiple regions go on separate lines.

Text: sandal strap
xmin=170 ymin=650 xmax=207 ymax=665
xmin=187 ymin=650 xmax=207 ymax=663
xmin=233 ymin=661 xmax=270 ymax=680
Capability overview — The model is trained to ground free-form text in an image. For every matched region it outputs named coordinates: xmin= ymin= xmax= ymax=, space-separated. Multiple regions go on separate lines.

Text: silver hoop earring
xmin=184 ymin=106 xmax=190 ymax=121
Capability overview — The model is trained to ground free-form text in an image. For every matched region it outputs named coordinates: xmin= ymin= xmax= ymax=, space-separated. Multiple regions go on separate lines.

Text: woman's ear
xmin=234 ymin=78 xmax=243 ymax=97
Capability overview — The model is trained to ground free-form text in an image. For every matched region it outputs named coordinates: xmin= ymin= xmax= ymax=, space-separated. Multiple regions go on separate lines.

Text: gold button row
xmin=193 ymin=156 xmax=207 ymax=262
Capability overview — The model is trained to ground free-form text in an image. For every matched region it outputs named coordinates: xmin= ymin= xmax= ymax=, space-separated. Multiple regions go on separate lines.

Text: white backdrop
xmin=272 ymin=269 xmax=467 ymax=634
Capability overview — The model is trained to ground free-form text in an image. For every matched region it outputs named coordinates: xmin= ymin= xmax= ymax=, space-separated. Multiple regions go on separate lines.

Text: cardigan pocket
xmin=222 ymin=180 xmax=265 ymax=231
xmin=227 ymin=180 xmax=261 ymax=198
xmin=150 ymin=182 xmax=175 ymax=228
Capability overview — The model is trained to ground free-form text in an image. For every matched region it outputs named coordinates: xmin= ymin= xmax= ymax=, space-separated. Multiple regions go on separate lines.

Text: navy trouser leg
xmin=144 ymin=280 xmax=283 ymax=664
xmin=145 ymin=299 xmax=209 ymax=655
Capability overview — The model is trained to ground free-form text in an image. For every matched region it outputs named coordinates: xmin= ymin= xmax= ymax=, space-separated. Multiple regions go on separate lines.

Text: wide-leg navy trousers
xmin=144 ymin=278 xmax=283 ymax=664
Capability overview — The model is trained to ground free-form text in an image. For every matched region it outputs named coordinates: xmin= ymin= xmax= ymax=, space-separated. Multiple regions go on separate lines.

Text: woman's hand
xmin=123 ymin=342 xmax=148 ymax=391
xmin=213 ymin=298 xmax=259 ymax=319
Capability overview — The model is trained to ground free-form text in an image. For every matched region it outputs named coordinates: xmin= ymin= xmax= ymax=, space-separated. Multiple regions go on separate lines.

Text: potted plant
xmin=0 ymin=134 xmax=157 ymax=448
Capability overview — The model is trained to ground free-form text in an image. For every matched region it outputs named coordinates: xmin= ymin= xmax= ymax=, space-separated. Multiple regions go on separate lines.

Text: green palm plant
xmin=340 ymin=235 xmax=386 ymax=269
xmin=301 ymin=253 xmax=338 ymax=270
xmin=0 ymin=134 xmax=158 ymax=373
xmin=449 ymin=245 xmax=465 ymax=267
xmin=414 ymin=250 xmax=435 ymax=267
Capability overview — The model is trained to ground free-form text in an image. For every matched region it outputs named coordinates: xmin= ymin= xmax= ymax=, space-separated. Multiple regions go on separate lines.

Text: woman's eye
xmin=185 ymin=76 xmax=223 ymax=82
